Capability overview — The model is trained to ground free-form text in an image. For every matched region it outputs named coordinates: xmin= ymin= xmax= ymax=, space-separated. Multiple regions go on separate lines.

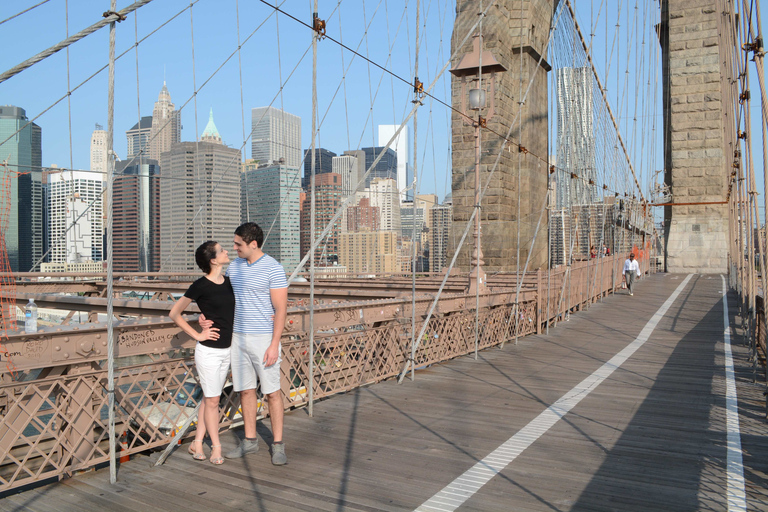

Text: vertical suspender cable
xmin=106 ymin=0 xmax=117 ymax=486
xmin=474 ymin=0 xmax=483 ymax=358
xmin=308 ymin=0 xmax=318 ymax=417
xmin=410 ymin=0 xmax=421 ymax=379
xmin=514 ymin=0 xmax=523 ymax=344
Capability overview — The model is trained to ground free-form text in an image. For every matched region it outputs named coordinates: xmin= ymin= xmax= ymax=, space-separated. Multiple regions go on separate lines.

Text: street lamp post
xmin=450 ymin=35 xmax=506 ymax=294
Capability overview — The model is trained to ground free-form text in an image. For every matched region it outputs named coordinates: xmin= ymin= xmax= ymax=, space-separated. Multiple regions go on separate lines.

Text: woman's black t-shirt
xmin=183 ymin=276 xmax=235 ymax=349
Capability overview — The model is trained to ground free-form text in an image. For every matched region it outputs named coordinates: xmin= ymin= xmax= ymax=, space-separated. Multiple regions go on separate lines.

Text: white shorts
xmin=194 ymin=343 xmax=231 ymax=398
xmin=231 ymin=332 xmax=281 ymax=395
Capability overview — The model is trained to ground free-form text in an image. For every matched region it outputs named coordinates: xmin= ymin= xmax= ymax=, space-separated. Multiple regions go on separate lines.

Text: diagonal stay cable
xmin=287 ymin=0 xmax=494 ymax=283
xmin=0 ymin=0 xmax=52 ymax=26
xmin=28 ymin=0 xmax=283 ymax=271
xmin=0 ymin=0 xmax=154 ymax=84
xmin=0 ymin=1 xmax=199 ymax=153
xmin=397 ymin=1 xmax=567 ymax=382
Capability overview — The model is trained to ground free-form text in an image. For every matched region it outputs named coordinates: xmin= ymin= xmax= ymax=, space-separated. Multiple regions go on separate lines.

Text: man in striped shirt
xmin=224 ymin=222 xmax=289 ymax=465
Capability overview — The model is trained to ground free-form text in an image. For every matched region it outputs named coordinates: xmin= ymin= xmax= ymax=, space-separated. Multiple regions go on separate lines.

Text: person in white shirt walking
xmin=622 ymin=253 xmax=641 ymax=296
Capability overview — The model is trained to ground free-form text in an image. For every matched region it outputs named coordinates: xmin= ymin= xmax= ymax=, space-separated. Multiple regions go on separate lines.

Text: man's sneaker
xmin=271 ymin=442 xmax=287 ymax=465
xmin=225 ymin=438 xmax=259 ymax=459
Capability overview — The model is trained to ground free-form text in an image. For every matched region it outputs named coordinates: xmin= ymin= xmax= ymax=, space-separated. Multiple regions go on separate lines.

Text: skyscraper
xmin=251 ymin=106 xmax=301 ymax=168
xmin=126 ymin=116 xmax=153 ymax=159
xmin=114 ymin=159 xmax=160 ymax=272
xmin=377 ymin=125 xmax=410 ymax=201
xmin=47 ymin=170 xmax=104 ymax=263
xmin=149 ymin=83 xmax=181 ymax=162
xmin=555 ymin=67 xmax=596 ymax=207
xmin=300 ymin=173 xmax=342 ymax=265
xmin=360 ymin=146 xmax=397 ymax=189
xmin=160 ymin=111 xmax=241 ymax=271
xmin=334 ymin=152 xmax=362 ymax=198
xmin=241 ymin=159 xmax=301 ymax=273
xmin=368 ymin=177 xmax=401 ymax=233
xmin=430 ymin=199 xmax=452 ymax=273
xmin=301 ymin=148 xmax=336 ymax=189
xmin=0 ymin=105 xmax=42 ymax=272
xmin=90 ymin=124 xmax=108 ymax=175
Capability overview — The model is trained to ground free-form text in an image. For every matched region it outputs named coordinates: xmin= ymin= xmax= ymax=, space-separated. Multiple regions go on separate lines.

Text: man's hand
xmin=263 ymin=343 xmax=280 ymax=367
xmin=198 ymin=313 xmax=214 ymax=329
xmin=197 ymin=326 xmax=220 ymax=342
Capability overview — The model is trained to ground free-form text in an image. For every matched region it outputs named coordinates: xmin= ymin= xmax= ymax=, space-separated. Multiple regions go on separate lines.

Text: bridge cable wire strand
xmin=309 ymin=0 xmax=318 ymax=417
xmin=263 ymin=0 xmax=402 ymax=248
xmin=736 ymin=0 xmax=764 ymax=372
xmin=255 ymin=2 xmax=642 ymax=223
xmin=564 ymin=0 xmax=644 ymax=202
xmin=28 ymin=1 xmax=287 ymax=272
xmin=106 ymin=0 xmax=118 ymax=485
xmin=289 ymin=3 xmax=641 ymax=292
xmin=398 ymin=2 xmax=569 ymax=381
xmin=65 ymin=0 xmax=77 ymax=276
xmin=286 ymin=0 xmax=499 ymax=283
xmin=410 ymin=0 xmax=421 ymax=379
xmin=0 ymin=0 xmax=155 ymax=85
xmin=155 ymin=1 xmax=321 ymax=269
xmin=0 ymin=0 xmax=52 ymax=27
xmin=257 ymin=0 xmax=553 ymax=175
xmin=0 ymin=1 xmax=201 ymax=162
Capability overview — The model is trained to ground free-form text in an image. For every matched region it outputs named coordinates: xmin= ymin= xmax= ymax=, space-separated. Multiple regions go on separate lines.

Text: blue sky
xmin=0 ymin=0 xmax=764 ymax=208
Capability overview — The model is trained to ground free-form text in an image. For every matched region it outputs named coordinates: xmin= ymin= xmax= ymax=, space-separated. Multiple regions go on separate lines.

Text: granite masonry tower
xmin=450 ymin=0 xmax=554 ymax=272
xmin=661 ymin=0 xmax=731 ymax=272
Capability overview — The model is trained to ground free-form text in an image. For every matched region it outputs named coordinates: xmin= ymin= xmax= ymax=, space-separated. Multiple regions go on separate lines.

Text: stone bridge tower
xmin=449 ymin=0 xmax=556 ymax=273
xmin=661 ymin=0 xmax=734 ymax=273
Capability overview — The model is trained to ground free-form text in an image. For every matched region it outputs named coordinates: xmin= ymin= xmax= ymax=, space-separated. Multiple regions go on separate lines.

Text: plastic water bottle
xmin=24 ymin=298 xmax=37 ymax=334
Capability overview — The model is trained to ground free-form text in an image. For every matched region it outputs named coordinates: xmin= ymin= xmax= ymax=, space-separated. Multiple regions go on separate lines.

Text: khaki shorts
xmin=231 ymin=332 xmax=281 ymax=394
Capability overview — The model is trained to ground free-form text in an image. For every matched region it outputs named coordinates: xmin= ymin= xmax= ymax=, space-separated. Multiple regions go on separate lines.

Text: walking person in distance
xmin=622 ymin=252 xmax=641 ymax=296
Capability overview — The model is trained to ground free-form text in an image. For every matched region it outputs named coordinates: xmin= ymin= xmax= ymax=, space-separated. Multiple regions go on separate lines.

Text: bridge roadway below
xmin=3 ymin=273 xmax=768 ymax=511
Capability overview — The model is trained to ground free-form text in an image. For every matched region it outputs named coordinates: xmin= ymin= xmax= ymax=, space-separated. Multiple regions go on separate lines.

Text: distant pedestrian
xmin=590 ymin=245 xmax=597 ymax=259
xmin=622 ymin=252 xmax=641 ymax=296
xmin=603 ymin=245 xmax=610 ymax=257
xmin=225 ymin=223 xmax=289 ymax=465
xmin=169 ymin=241 xmax=233 ymax=465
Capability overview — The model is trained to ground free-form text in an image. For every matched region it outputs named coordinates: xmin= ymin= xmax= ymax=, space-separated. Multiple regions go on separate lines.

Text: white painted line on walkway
xmin=415 ymin=274 xmax=694 ymax=512
xmin=721 ymin=275 xmax=746 ymax=512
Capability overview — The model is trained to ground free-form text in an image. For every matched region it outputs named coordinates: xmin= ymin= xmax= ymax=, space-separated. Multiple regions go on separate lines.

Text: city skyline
xmin=0 ymin=1 xmax=494 ymax=204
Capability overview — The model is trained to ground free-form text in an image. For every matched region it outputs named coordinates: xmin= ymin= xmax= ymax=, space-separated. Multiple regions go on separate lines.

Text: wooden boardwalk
xmin=2 ymin=274 xmax=767 ymax=511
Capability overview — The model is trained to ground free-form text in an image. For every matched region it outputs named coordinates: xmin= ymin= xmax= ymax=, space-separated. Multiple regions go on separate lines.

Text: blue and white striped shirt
xmin=227 ymin=254 xmax=288 ymax=334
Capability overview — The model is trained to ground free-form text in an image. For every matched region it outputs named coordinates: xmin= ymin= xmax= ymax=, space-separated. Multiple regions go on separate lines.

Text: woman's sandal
xmin=210 ymin=445 xmax=224 ymax=465
xmin=188 ymin=439 xmax=206 ymax=461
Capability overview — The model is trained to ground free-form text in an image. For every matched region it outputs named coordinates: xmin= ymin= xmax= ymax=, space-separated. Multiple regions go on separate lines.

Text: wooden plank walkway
xmin=2 ymin=274 xmax=767 ymax=511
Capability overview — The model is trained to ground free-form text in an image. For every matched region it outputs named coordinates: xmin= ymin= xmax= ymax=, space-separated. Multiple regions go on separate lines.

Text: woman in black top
xmin=170 ymin=241 xmax=234 ymax=465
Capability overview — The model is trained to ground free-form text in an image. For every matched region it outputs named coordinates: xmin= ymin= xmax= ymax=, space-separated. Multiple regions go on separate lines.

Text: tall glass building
xmin=360 ymin=146 xmax=397 ymax=189
xmin=126 ymin=116 xmax=153 ymax=159
xmin=114 ymin=159 xmax=160 ymax=271
xmin=0 ymin=106 xmax=42 ymax=272
xmin=241 ymin=160 xmax=301 ymax=273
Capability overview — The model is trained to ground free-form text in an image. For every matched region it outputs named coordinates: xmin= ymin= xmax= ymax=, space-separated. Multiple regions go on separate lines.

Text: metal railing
xmin=0 ymin=254 xmax=654 ymax=490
